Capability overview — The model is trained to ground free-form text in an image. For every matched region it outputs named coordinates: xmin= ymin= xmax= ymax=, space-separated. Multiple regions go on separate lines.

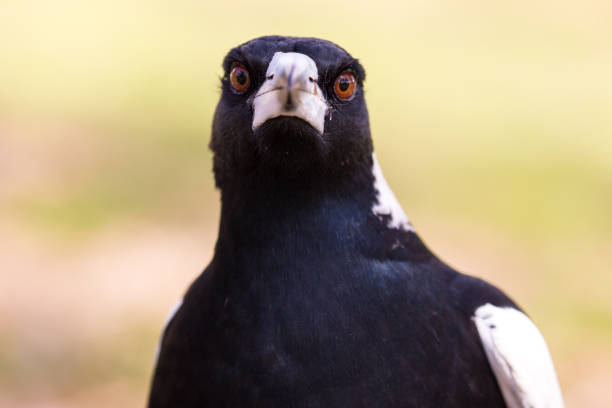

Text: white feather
xmin=473 ymin=303 xmax=564 ymax=408
xmin=371 ymin=153 xmax=414 ymax=231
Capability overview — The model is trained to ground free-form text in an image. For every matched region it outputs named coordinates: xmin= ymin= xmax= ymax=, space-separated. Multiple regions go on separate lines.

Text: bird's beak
xmin=252 ymin=52 xmax=328 ymax=134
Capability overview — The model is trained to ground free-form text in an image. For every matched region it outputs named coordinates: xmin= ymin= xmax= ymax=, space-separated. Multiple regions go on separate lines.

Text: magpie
xmin=148 ymin=36 xmax=564 ymax=407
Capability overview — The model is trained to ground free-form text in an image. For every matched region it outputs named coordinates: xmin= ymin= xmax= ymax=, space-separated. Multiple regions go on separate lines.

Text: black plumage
xmin=148 ymin=36 xmax=520 ymax=407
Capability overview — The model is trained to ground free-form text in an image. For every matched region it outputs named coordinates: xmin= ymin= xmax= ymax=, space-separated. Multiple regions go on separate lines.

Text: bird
xmin=148 ymin=36 xmax=564 ymax=407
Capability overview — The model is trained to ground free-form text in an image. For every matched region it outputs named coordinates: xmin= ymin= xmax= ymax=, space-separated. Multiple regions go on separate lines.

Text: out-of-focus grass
xmin=0 ymin=322 xmax=157 ymax=394
xmin=7 ymin=125 xmax=212 ymax=234
xmin=2 ymin=0 xmax=611 ymax=239
xmin=1 ymin=0 xmax=611 ymax=406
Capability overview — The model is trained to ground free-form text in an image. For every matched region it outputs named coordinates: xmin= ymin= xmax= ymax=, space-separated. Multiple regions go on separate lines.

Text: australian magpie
xmin=148 ymin=36 xmax=564 ymax=407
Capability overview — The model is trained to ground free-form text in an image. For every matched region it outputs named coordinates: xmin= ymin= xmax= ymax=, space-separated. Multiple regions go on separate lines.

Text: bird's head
xmin=210 ymin=36 xmax=372 ymax=191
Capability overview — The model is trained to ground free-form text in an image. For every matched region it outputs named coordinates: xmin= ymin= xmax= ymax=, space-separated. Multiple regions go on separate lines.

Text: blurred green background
xmin=1 ymin=0 xmax=611 ymax=406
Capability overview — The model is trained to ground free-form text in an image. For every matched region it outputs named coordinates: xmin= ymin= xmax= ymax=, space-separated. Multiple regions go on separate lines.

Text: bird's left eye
xmin=229 ymin=64 xmax=250 ymax=93
xmin=334 ymin=71 xmax=356 ymax=100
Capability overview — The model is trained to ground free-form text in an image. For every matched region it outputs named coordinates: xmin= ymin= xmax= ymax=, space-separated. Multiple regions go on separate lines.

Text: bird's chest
xmin=167 ymin=262 xmax=501 ymax=407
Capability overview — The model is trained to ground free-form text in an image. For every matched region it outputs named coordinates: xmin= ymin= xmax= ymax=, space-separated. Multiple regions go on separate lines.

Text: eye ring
xmin=229 ymin=64 xmax=250 ymax=94
xmin=334 ymin=71 xmax=356 ymax=100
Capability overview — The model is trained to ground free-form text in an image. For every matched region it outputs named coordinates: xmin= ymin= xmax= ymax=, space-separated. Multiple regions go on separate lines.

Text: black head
xmin=210 ymin=36 xmax=373 ymax=192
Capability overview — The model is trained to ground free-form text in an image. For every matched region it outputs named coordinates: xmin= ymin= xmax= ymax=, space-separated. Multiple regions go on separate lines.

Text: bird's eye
xmin=229 ymin=64 xmax=250 ymax=93
xmin=334 ymin=71 xmax=356 ymax=100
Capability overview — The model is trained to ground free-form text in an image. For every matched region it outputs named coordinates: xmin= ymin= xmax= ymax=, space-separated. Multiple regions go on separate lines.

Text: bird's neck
xmin=211 ymin=153 xmax=429 ymax=270
xmin=215 ymin=161 xmax=376 ymax=252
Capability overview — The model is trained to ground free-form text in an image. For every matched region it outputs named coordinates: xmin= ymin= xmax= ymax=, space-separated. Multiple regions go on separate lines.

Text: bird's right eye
xmin=229 ymin=64 xmax=250 ymax=94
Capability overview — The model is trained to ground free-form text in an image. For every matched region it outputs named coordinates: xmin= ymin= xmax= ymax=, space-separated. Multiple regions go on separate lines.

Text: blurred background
xmin=1 ymin=0 xmax=611 ymax=406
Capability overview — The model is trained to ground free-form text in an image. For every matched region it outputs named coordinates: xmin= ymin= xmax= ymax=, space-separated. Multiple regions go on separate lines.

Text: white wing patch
xmin=154 ymin=298 xmax=184 ymax=364
xmin=371 ymin=153 xmax=414 ymax=231
xmin=473 ymin=303 xmax=564 ymax=408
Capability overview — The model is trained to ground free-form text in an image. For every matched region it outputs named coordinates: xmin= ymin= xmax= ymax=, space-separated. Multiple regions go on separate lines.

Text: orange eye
xmin=229 ymin=64 xmax=250 ymax=93
xmin=334 ymin=71 xmax=356 ymax=100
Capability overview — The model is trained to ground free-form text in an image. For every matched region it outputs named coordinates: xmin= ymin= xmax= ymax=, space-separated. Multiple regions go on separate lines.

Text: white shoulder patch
xmin=371 ymin=153 xmax=414 ymax=231
xmin=154 ymin=299 xmax=183 ymax=363
xmin=473 ymin=303 xmax=564 ymax=408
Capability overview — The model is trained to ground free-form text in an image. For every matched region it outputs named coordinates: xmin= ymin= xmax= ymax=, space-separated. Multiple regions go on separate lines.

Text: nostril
xmin=285 ymin=93 xmax=295 ymax=111
xmin=267 ymin=74 xmax=274 ymax=80
xmin=308 ymin=77 xmax=315 ymax=82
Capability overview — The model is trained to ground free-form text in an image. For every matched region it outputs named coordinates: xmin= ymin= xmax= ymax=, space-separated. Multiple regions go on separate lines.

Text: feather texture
xmin=474 ymin=303 xmax=564 ymax=408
